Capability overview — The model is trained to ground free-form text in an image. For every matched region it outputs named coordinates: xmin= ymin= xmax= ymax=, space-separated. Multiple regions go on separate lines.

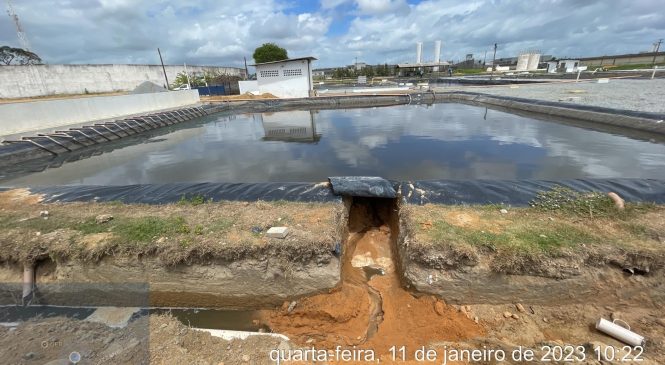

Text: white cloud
xmin=355 ymin=0 xmax=409 ymax=15
xmin=0 ymin=0 xmax=663 ymax=68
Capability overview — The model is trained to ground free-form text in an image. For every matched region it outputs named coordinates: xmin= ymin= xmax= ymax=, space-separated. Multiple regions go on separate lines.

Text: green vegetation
xmin=330 ymin=63 xmax=395 ymax=79
xmin=452 ymin=68 xmax=485 ymax=75
xmin=178 ymin=194 xmax=210 ymax=206
xmin=530 ymin=185 xmax=653 ymax=218
xmin=0 ymin=214 xmax=195 ymax=245
xmin=73 ymin=218 xmax=109 ymax=235
xmin=0 ymin=45 xmax=42 ymax=65
xmin=110 ymin=216 xmax=189 ymax=242
xmin=408 ymin=186 xmax=661 ymax=264
xmin=170 ymin=70 xmax=242 ymax=89
xmin=428 ymin=220 xmax=599 ymax=254
xmin=601 ymin=63 xmax=665 ymax=71
xmin=252 ymin=43 xmax=288 ymax=64
xmin=209 ymin=217 xmax=235 ymax=233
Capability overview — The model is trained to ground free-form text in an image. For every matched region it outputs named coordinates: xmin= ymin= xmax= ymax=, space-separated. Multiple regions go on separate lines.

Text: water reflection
xmin=258 ymin=110 xmax=321 ymax=143
xmin=1 ymin=103 xmax=664 ymax=186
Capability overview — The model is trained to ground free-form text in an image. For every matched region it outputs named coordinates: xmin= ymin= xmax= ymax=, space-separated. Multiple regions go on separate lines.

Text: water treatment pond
xmin=2 ymin=103 xmax=665 ymax=185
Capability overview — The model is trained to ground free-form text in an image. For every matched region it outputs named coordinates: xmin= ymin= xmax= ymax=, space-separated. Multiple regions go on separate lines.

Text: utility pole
xmin=490 ymin=43 xmax=497 ymax=80
xmin=157 ymin=48 xmax=169 ymax=90
xmin=652 ymin=39 xmax=662 ymax=65
xmin=243 ymin=56 xmax=249 ymax=80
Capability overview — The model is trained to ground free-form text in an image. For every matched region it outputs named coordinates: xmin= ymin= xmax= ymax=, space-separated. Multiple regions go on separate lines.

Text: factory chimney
xmin=416 ymin=42 xmax=423 ymax=64
xmin=433 ymin=40 xmax=442 ymax=71
xmin=434 ymin=40 xmax=441 ymax=63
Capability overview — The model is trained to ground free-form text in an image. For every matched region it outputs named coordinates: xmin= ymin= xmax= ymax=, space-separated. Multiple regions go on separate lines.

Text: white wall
xmin=0 ymin=90 xmax=200 ymax=137
xmin=0 ymin=64 xmax=245 ymax=98
xmin=256 ymin=59 xmax=312 ymax=98
xmin=559 ymin=60 xmax=580 ymax=73
xmin=239 ymin=80 xmax=259 ymax=95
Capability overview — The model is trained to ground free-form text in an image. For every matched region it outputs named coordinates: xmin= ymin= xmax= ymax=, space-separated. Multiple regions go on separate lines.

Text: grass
xmin=600 ymin=63 xmax=665 ymax=71
xmin=1 ymin=214 xmax=196 ymax=244
xmin=209 ymin=218 xmax=235 ymax=233
xmin=178 ymin=194 xmax=211 ymax=206
xmin=408 ymin=186 xmax=661 ymax=260
xmin=73 ymin=218 xmax=109 ymax=234
xmin=529 ymin=186 xmax=653 ymax=219
xmin=452 ymin=68 xmax=486 ymax=75
xmin=428 ymin=219 xmax=599 ymax=254
xmin=0 ymin=193 xmax=341 ymax=265
xmin=108 ymin=216 xmax=190 ymax=243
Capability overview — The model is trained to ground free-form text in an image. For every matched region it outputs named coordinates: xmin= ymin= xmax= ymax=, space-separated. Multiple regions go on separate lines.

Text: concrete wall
xmin=238 ymin=80 xmax=259 ymax=95
xmin=256 ymin=59 xmax=313 ymax=98
xmin=581 ymin=54 xmax=665 ymax=67
xmin=0 ymin=90 xmax=200 ymax=137
xmin=0 ymin=64 xmax=245 ymax=98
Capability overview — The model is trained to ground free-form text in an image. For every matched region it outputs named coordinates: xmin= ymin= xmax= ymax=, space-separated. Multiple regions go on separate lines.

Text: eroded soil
xmin=266 ymin=198 xmax=484 ymax=362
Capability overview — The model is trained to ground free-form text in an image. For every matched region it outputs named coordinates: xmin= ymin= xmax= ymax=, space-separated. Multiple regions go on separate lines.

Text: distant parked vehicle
xmin=172 ymin=85 xmax=191 ymax=91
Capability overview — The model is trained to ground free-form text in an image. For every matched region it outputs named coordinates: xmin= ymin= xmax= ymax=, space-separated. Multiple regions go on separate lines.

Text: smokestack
xmin=434 ymin=40 xmax=441 ymax=63
xmin=416 ymin=42 xmax=423 ymax=64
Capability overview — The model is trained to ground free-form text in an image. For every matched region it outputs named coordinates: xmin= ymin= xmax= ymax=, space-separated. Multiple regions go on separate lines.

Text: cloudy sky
xmin=1 ymin=0 xmax=663 ymax=68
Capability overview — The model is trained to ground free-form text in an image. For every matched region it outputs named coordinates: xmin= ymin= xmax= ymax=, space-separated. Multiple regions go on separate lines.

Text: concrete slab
xmin=266 ymin=227 xmax=290 ymax=239
xmin=85 ymin=307 xmax=140 ymax=328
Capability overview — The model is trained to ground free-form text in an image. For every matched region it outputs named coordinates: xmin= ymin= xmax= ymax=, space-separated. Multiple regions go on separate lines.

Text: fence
xmin=194 ymin=82 xmax=240 ymax=96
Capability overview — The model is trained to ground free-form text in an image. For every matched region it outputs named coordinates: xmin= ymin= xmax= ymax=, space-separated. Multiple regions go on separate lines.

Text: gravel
xmin=436 ymin=78 xmax=665 ymax=114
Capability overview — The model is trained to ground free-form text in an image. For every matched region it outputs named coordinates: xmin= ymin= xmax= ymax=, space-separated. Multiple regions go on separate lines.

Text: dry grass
xmin=403 ymin=202 xmax=665 ymax=274
xmin=0 ymin=190 xmax=342 ymax=265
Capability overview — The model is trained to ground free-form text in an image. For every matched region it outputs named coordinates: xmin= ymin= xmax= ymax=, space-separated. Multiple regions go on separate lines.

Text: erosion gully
xmin=263 ymin=197 xmax=482 ymax=358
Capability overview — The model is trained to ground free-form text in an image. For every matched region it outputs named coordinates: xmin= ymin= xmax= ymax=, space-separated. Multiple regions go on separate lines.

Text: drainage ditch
xmin=263 ymin=196 xmax=483 ymax=355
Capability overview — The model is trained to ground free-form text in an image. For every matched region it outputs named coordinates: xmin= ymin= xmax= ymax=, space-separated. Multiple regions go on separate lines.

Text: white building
xmin=252 ymin=57 xmax=317 ymax=98
xmin=558 ymin=59 xmax=580 ymax=73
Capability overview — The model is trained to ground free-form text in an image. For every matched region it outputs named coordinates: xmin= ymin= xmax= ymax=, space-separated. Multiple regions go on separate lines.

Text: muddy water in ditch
xmin=265 ymin=198 xmax=484 ymax=357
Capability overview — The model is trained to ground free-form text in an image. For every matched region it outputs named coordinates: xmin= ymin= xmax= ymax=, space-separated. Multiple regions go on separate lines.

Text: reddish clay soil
xmin=266 ymin=198 xmax=484 ymax=362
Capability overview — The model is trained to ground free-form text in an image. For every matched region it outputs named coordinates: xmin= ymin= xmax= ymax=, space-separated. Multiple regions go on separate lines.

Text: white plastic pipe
xmin=596 ymin=318 xmax=645 ymax=347
xmin=22 ymin=264 xmax=34 ymax=303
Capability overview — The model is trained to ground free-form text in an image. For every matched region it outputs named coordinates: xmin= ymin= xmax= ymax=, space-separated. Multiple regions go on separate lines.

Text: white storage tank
xmin=516 ymin=53 xmax=530 ymax=71
xmin=527 ymin=53 xmax=541 ymax=71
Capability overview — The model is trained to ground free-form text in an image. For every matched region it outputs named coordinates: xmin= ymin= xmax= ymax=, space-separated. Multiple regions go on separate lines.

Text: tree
xmin=252 ymin=43 xmax=288 ymax=64
xmin=0 ymin=46 xmax=42 ymax=65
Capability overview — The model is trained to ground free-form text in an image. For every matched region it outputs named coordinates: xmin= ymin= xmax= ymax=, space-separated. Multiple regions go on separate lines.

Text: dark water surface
xmin=3 ymin=103 xmax=664 ymax=185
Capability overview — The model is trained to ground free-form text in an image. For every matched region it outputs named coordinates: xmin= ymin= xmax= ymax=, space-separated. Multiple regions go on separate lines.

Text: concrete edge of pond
xmin=0 ymin=105 xmax=208 ymax=167
xmin=437 ymin=91 xmax=665 ymax=135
